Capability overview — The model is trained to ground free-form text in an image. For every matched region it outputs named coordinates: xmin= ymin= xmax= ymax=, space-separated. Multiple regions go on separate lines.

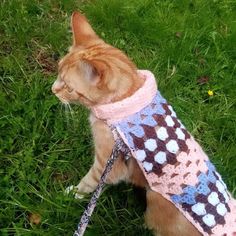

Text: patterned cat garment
xmin=91 ymin=70 xmax=236 ymax=236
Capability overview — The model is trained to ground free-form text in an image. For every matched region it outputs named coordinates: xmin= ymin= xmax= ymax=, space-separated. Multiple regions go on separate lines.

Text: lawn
xmin=0 ymin=0 xmax=236 ymax=235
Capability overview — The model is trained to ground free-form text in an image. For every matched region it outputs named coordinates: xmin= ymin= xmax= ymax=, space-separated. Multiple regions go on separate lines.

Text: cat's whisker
xmin=64 ymin=102 xmax=71 ymax=125
xmin=68 ymin=103 xmax=75 ymax=118
xmin=67 ymin=103 xmax=76 ymax=129
xmin=60 ymin=102 xmax=65 ymax=114
xmin=63 ymin=102 xmax=76 ymax=129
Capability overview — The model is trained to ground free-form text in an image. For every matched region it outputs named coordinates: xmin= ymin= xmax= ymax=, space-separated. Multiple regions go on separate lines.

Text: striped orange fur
xmin=52 ymin=12 xmax=200 ymax=236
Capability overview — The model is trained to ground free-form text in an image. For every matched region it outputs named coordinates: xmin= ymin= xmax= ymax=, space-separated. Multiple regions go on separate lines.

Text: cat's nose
xmin=52 ymin=80 xmax=65 ymax=94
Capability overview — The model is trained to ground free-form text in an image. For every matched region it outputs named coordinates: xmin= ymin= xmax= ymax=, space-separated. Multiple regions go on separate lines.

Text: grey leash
xmin=73 ymin=138 xmax=130 ymax=236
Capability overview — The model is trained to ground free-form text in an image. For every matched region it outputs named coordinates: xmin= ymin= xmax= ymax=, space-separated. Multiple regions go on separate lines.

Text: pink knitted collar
xmin=91 ymin=70 xmax=158 ymax=124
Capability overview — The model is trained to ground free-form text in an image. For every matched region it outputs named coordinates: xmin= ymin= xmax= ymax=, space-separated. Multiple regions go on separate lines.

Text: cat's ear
xmin=71 ymin=11 xmax=99 ymax=46
xmin=81 ymin=58 xmax=107 ymax=86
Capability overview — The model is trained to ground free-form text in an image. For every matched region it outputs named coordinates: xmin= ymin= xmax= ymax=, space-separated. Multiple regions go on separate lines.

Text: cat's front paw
xmin=65 ymin=185 xmax=75 ymax=194
xmin=65 ymin=185 xmax=86 ymax=199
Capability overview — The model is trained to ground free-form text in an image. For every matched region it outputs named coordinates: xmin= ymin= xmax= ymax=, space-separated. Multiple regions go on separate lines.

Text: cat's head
xmin=52 ymin=12 xmax=142 ymax=107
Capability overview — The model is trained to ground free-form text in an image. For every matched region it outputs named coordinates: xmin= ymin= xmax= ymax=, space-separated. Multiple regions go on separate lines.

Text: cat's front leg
xmin=70 ymin=114 xmax=129 ymax=198
xmin=72 ymin=158 xmax=104 ymax=198
xmin=67 ymin=152 xmax=111 ymax=198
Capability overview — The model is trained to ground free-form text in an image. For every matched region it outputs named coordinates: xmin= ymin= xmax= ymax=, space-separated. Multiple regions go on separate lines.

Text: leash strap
xmin=73 ymin=138 xmax=130 ymax=236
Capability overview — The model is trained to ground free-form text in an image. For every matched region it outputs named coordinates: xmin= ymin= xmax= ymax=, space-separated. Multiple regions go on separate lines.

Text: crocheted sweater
xmin=91 ymin=70 xmax=236 ymax=236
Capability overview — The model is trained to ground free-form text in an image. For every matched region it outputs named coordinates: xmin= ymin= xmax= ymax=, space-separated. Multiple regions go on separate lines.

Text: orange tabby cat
xmin=52 ymin=12 xmax=200 ymax=236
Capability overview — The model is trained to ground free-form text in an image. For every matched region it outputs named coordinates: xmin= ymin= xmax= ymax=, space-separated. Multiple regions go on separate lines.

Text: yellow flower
xmin=208 ymin=90 xmax=214 ymax=96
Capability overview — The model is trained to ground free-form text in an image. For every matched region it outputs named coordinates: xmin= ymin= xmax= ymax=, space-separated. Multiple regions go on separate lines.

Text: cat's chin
xmin=60 ymin=98 xmax=92 ymax=107
xmin=56 ymin=96 xmax=80 ymax=106
xmin=56 ymin=96 xmax=69 ymax=105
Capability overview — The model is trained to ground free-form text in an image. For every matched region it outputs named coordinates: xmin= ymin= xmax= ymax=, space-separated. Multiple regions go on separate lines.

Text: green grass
xmin=1 ymin=0 xmax=236 ymax=235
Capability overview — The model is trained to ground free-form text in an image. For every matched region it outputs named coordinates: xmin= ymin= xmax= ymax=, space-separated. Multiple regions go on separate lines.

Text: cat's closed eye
xmin=65 ymin=84 xmax=74 ymax=93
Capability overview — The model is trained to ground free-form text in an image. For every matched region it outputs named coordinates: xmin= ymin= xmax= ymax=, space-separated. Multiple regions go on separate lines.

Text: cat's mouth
xmin=54 ymin=93 xmax=70 ymax=105
xmin=55 ymin=92 xmax=93 ymax=108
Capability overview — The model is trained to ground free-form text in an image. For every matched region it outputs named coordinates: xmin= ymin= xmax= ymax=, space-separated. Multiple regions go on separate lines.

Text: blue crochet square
xmin=198 ymin=172 xmax=208 ymax=183
xmin=206 ymin=161 xmax=216 ymax=171
xmin=183 ymin=186 xmax=197 ymax=195
xmin=156 ymin=91 xmax=167 ymax=104
xmin=207 ymin=169 xmax=217 ymax=183
xmin=181 ymin=194 xmax=196 ymax=205
xmin=171 ymin=195 xmax=182 ymax=203
xmin=196 ymin=182 xmax=210 ymax=195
